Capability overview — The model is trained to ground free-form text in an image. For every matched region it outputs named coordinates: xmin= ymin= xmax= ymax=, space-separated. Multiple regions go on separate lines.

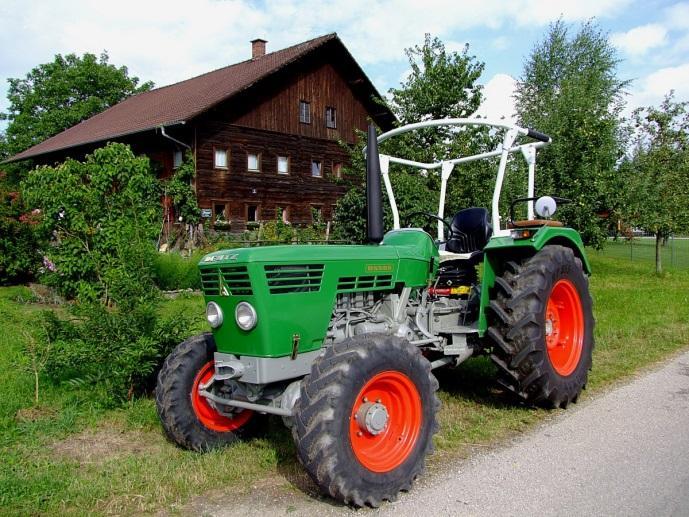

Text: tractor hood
xmin=197 ymin=230 xmax=438 ymax=358
xmin=198 ymin=229 xmax=438 ymax=268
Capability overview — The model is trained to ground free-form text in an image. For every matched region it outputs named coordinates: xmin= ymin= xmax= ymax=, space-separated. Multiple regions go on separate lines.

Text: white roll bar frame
xmin=369 ymin=118 xmax=551 ymax=239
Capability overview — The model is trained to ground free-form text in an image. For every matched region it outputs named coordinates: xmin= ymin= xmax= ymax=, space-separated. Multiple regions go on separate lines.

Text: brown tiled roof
xmin=8 ymin=33 xmax=385 ymax=163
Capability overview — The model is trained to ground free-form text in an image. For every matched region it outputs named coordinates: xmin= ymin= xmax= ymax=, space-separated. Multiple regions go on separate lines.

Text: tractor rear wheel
xmin=487 ymin=245 xmax=594 ymax=408
xmin=156 ymin=333 xmax=255 ymax=451
xmin=292 ymin=334 xmax=439 ymax=507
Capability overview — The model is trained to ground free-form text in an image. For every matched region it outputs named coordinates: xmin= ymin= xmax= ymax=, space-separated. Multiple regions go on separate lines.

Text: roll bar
xmin=365 ymin=118 xmax=551 ymax=240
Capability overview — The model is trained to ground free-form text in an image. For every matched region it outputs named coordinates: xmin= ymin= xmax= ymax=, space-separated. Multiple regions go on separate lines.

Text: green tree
xmin=21 ymin=143 xmax=194 ymax=403
xmin=623 ymin=93 xmax=689 ymax=274
xmin=21 ymin=142 xmax=160 ymax=303
xmin=515 ymin=20 xmax=628 ymax=248
xmin=0 ymin=52 xmax=152 ymax=160
xmin=334 ymin=35 xmax=500 ymax=242
xmin=164 ymin=150 xmax=199 ymax=225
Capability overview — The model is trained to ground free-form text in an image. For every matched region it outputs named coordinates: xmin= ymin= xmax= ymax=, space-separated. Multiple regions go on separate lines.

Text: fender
xmin=477 ymin=226 xmax=591 ymax=335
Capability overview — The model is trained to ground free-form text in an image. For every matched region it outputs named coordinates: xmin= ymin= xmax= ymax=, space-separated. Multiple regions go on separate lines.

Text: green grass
xmin=593 ymin=237 xmax=689 ymax=269
xmin=1 ymin=255 xmax=688 ymax=514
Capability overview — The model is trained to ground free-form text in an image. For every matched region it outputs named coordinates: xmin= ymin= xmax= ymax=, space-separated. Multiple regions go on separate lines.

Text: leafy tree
xmin=334 ymin=35 xmax=503 ymax=242
xmin=514 ymin=20 xmax=628 ymax=248
xmin=21 ymin=142 xmax=160 ymax=304
xmin=21 ymin=143 xmax=195 ymax=402
xmin=164 ymin=150 xmax=199 ymax=225
xmin=622 ymin=93 xmax=689 ymax=274
xmin=0 ymin=52 xmax=152 ymax=160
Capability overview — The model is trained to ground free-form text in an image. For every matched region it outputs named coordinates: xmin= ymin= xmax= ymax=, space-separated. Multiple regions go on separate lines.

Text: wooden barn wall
xmin=194 ymin=122 xmax=351 ymax=227
xmin=220 ymin=61 xmax=371 ymax=144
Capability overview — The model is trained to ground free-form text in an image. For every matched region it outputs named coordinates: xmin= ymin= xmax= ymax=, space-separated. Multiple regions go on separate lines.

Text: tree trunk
xmin=655 ymin=233 xmax=663 ymax=275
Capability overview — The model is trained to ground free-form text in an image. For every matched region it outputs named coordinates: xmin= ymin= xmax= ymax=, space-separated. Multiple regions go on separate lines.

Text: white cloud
xmin=611 ymin=24 xmax=668 ymax=56
xmin=0 ymin=0 xmax=635 ymax=128
xmin=663 ymin=2 xmax=689 ymax=30
xmin=474 ymin=73 xmax=518 ymax=122
xmin=629 ymin=62 xmax=689 ymax=109
xmin=492 ymin=37 xmax=509 ymax=50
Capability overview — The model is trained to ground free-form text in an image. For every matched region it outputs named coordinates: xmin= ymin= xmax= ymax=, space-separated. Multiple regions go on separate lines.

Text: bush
xmin=42 ymin=303 xmax=195 ymax=403
xmin=153 ymin=252 xmax=203 ymax=290
xmin=20 ymin=143 xmax=197 ymax=403
xmin=0 ymin=177 xmax=43 ymax=284
xmin=22 ymin=143 xmax=160 ymax=303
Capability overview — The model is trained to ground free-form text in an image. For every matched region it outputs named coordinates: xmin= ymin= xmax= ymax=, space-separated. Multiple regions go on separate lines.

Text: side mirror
xmin=535 ymin=196 xmax=557 ymax=218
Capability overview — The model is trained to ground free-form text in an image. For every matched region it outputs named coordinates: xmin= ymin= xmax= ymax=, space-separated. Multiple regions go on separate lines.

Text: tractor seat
xmin=446 ymin=207 xmax=493 ymax=254
xmin=509 ymin=219 xmax=563 ymax=228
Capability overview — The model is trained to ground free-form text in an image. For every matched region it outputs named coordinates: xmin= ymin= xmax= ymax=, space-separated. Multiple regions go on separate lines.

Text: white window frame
xmin=300 ymin=100 xmax=311 ymax=124
xmin=173 ymin=150 xmax=183 ymax=169
xmin=247 ymin=153 xmax=261 ymax=172
xmin=247 ymin=204 xmax=259 ymax=222
xmin=214 ymin=148 xmax=228 ymax=170
xmin=326 ymin=106 xmax=337 ymax=129
xmin=277 ymin=155 xmax=290 ymax=175
xmin=311 ymin=159 xmax=322 ymax=178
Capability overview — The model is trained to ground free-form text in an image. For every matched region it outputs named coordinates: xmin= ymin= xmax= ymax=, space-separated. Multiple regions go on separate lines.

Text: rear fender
xmin=477 ymin=227 xmax=591 ymax=336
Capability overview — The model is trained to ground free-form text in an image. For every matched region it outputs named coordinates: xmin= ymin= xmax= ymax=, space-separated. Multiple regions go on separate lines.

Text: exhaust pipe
xmin=366 ymin=124 xmax=384 ymax=244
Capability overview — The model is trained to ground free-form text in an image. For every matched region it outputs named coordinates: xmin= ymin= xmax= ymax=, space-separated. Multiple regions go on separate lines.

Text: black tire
xmin=487 ymin=245 xmax=594 ymax=408
xmin=292 ymin=334 xmax=440 ymax=507
xmin=156 ymin=333 xmax=256 ymax=451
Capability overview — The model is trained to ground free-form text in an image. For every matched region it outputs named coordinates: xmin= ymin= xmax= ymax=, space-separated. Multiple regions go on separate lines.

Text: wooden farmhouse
xmin=8 ymin=34 xmax=395 ymax=230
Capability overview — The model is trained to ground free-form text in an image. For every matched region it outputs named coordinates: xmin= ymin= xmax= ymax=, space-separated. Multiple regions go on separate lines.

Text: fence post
xmin=671 ymin=235 xmax=675 ymax=267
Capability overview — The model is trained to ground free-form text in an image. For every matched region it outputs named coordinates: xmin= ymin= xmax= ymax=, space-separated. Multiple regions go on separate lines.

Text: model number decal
xmin=203 ymin=253 xmax=239 ymax=263
xmin=366 ymin=264 xmax=393 ymax=272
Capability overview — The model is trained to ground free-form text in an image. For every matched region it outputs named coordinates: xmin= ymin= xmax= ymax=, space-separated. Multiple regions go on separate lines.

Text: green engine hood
xmin=199 ymin=229 xmax=438 ymax=358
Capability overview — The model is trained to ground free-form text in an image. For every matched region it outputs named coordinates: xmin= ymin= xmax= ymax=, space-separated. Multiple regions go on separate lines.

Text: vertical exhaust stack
xmin=366 ymin=124 xmax=384 ymax=244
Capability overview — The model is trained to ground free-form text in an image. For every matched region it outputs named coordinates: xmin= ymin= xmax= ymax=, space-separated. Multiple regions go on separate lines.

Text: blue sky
xmin=1 ymin=0 xmax=688 ymax=131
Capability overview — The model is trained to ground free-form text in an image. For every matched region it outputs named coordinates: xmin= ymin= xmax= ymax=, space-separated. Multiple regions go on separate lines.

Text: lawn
xmin=1 ymin=254 xmax=688 ymax=514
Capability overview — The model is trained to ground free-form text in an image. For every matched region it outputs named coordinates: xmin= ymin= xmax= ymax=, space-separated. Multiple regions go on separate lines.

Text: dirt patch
xmin=15 ymin=405 xmax=59 ymax=423
xmin=184 ymin=475 xmax=342 ymax=517
xmin=51 ymin=426 xmax=165 ymax=466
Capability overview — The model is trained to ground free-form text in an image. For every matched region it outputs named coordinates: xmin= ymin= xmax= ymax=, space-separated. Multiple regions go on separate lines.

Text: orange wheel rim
xmin=349 ymin=371 xmax=422 ymax=473
xmin=545 ymin=279 xmax=584 ymax=376
xmin=191 ymin=361 xmax=252 ymax=432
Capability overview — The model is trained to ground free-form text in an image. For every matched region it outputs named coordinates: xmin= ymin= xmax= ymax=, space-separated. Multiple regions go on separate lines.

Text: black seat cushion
xmin=446 ymin=207 xmax=493 ymax=254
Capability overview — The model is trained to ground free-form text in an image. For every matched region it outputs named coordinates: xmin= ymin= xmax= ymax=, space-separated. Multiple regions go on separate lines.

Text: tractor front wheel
xmin=292 ymin=334 xmax=440 ymax=507
xmin=156 ymin=333 xmax=255 ymax=451
xmin=488 ymin=245 xmax=594 ymax=407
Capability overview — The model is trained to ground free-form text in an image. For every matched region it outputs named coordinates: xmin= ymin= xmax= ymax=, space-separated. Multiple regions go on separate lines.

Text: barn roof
xmin=7 ymin=33 xmax=393 ymax=163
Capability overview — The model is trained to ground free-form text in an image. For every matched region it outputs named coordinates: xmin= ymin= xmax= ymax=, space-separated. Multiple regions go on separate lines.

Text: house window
xmin=247 ymin=153 xmax=261 ymax=172
xmin=326 ymin=106 xmax=337 ymax=129
xmin=173 ymin=150 xmax=183 ymax=169
xmin=214 ymin=148 xmax=228 ymax=169
xmin=311 ymin=160 xmax=322 ymax=177
xmin=213 ymin=203 xmax=228 ymax=221
xmin=277 ymin=155 xmax=289 ymax=174
xmin=277 ymin=206 xmax=289 ymax=223
xmin=247 ymin=204 xmax=259 ymax=222
xmin=299 ymin=100 xmax=311 ymax=124
xmin=332 ymin=162 xmax=343 ymax=178
xmin=311 ymin=205 xmax=322 ymax=221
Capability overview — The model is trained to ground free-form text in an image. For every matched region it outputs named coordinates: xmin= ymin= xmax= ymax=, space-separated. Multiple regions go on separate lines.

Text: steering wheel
xmin=402 ymin=211 xmax=452 ymax=241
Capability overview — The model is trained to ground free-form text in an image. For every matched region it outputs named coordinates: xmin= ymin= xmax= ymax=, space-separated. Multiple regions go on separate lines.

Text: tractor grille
xmin=337 ymin=274 xmax=394 ymax=292
xmin=200 ymin=266 xmax=252 ymax=296
xmin=264 ymin=264 xmax=325 ymax=294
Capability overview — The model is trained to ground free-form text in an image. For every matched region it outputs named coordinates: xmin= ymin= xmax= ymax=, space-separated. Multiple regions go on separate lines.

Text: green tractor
xmin=156 ymin=119 xmax=594 ymax=506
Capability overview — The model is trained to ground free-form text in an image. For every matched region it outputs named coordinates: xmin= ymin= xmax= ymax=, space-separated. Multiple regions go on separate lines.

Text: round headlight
xmin=206 ymin=301 xmax=223 ymax=328
xmin=235 ymin=302 xmax=257 ymax=331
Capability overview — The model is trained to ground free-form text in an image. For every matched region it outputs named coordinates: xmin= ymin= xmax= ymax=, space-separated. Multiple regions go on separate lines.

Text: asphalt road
xmin=193 ymin=350 xmax=689 ymax=517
